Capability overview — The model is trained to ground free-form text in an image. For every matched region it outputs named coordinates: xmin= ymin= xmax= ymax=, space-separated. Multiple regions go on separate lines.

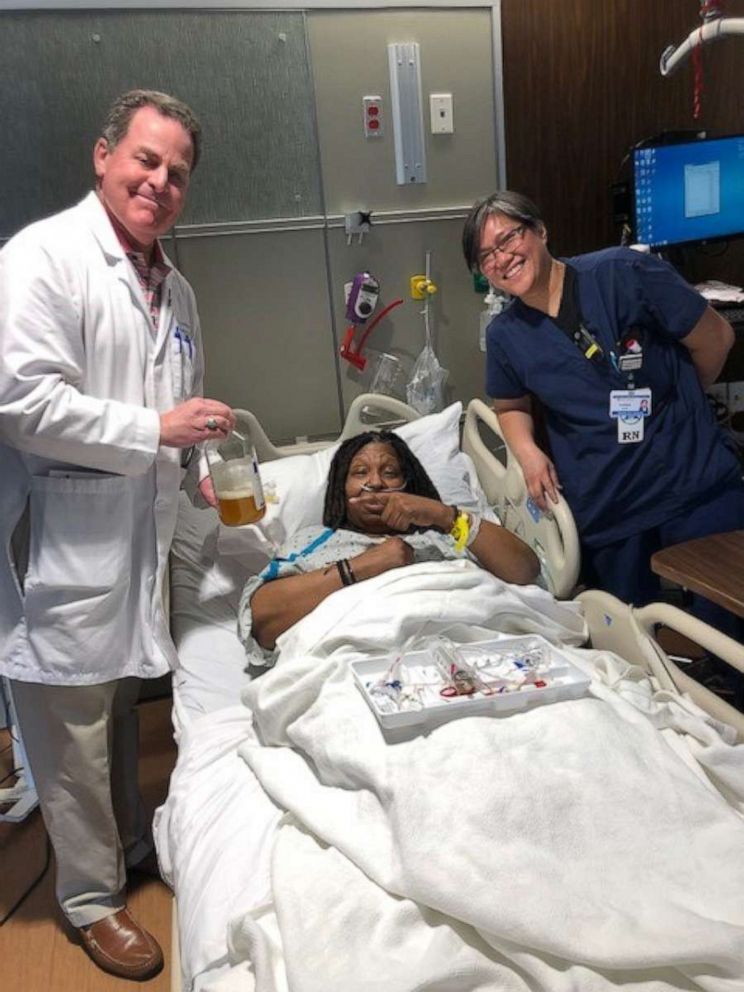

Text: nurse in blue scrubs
xmin=462 ymin=190 xmax=744 ymax=628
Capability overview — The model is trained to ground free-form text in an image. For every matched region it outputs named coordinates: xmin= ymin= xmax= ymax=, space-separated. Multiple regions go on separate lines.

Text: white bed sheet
xmin=231 ymin=563 xmax=744 ymax=992
xmin=157 ymin=497 xmax=744 ymax=992
xmin=158 ymin=433 xmax=502 ymax=990
xmin=168 ymin=493 xmax=257 ymax=734
xmin=156 ymin=494 xmax=276 ymax=990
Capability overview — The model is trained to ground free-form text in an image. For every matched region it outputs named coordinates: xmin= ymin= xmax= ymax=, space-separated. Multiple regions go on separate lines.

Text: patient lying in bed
xmin=238 ymin=430 xmax=539 ymax=665
xmin=161 ymin=422 xmax=744 ymax=992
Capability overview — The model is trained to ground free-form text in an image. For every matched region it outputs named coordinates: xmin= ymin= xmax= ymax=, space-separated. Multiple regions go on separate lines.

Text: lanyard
xmin=552 ymin=264 xmax=604 ymax=363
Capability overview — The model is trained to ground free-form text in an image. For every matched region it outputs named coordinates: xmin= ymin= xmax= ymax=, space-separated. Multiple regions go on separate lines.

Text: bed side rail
xmin=578 ymin=589 xmax=744 ymax=742
xmin=233 ymin=396 xmax=420 ymax=463
xmin=233 ymin=409 xmax=287 ymax=463
xmin=338 ymin=393 xmax=421 ymax=440
xmin=463 ymin=399 xmax=580 ymax=599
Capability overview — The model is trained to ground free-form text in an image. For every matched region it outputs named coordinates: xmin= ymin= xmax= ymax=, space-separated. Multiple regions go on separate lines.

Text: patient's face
xmin=345 ymin=442 xmax=405 ymax=532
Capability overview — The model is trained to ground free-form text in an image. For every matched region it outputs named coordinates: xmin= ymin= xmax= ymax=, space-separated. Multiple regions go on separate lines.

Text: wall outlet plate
xmin=430 ymin=92 xmax=453 ymax=134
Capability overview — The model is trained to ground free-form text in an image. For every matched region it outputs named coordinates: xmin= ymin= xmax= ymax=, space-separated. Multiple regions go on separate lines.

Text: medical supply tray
xmin=351 ymin=635 xmax=590 ymax=738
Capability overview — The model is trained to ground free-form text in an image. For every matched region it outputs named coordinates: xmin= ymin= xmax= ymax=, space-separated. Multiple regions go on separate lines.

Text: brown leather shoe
xmin=79 ymin=908 xmax=163 ymax=981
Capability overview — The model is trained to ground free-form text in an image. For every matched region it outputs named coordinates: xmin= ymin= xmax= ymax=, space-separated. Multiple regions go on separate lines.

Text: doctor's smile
xmin=94 ymin=103 xmax=193 ymax=253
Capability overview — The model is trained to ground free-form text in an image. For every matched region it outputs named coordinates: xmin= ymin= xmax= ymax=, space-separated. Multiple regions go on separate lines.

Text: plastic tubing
xmin=357 ymin=297 xmax=405 ymax=352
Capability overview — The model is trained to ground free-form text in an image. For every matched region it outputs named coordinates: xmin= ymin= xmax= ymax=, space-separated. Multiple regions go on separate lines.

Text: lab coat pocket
xmin=24 ymin=474 xmax=134 ymax=676
xmin=171 ymin=322 xmax=195 ymax=401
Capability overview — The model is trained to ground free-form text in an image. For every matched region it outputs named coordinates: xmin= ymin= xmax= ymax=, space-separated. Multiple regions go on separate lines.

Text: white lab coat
xmin=0 ymin=192 xmax=204 ymax=685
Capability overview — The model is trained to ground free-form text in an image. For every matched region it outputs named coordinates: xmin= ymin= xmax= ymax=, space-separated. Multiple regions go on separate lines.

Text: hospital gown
xmin=237 ymin=525 xmax=467 ymax=669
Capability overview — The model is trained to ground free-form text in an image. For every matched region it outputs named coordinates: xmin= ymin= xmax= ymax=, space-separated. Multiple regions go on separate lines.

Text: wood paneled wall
xmin=501 ymin=0 xmax=744 ymax=283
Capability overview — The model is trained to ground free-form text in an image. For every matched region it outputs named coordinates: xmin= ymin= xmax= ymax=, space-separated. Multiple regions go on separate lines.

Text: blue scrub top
xmin=486 ymin=247 xmax=740 ymax=547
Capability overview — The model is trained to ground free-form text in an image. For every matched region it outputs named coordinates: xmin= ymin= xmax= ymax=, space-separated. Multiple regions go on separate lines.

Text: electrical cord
xmin=0 ymin=766 xmax=22 ymax=786
xmin=0 ymin=833 xmax=52 ymax=927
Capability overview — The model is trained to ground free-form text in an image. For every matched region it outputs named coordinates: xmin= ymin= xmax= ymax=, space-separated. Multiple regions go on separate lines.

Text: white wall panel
xmin=308 ymin=8 xmax=497 ymax=214
xmin=175 ymin=229 xmax=343 ymax=443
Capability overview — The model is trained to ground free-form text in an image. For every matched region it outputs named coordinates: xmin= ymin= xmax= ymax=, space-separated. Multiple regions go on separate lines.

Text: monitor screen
xmin=633 ymin=134 xmax=744 ymax=249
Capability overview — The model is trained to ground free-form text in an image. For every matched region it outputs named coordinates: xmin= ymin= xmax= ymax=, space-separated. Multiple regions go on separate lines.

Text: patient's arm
xmin=468 ymin=519 xmax=539 ymax=585
xmin=378 ymin=493 xmax=539 ymax=585
xmin=251 ymin=537 xmax=413 ymax=649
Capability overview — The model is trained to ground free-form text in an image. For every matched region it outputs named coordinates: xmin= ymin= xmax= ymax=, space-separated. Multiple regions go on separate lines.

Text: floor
xmin=0 ymin=696 xmax=177 ymax=992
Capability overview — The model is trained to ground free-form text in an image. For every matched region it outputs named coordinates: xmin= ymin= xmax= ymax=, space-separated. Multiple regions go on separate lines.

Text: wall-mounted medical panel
xmin=308 ymin=8 xmax=496 ymax=215
xmin=174 ymin=227 xmax=342 ymax=445
xmin=326 ymin=215 xmax=486 ymax=419
xmin=0 ymin=10 xmax=321 ymax=238
xmin=388 ymin=42 xmax=427 ymax=185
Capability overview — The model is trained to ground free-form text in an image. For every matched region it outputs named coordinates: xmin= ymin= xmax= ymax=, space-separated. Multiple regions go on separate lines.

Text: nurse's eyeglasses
xmin=477 ymin=224 xmax=527 ymax=270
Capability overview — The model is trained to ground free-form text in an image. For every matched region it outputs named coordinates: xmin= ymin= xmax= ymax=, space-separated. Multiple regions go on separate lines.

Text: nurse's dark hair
xmin=100 ymin=89 xmax=202 ymax=171
xmin=462 ymin=190 xmax=545 ymax=274
xmin=323 ymin=431 xmax=440 ymax=530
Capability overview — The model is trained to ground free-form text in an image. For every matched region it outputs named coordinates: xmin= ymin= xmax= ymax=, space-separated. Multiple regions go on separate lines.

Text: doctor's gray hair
xmin=100 ymin=90 xmax=202 ymax=171
xmin=462 ymin=190 xmax=544 ymax=274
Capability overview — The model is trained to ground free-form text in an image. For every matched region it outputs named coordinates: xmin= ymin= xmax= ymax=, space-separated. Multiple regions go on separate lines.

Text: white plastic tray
xmin=351 ymin=635 xmax=590 ymax=739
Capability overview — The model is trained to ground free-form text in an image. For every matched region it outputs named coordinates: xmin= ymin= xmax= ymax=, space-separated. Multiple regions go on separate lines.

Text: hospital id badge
xmin=617 ymin=416 xmax=644 ymax=444
xmin=609 ymin=388 xmax=651 ymax=419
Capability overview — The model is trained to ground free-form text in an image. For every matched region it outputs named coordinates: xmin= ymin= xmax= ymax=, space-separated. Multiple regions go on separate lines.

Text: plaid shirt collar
xmin=103 ymin=205 xmax=171 ymax=327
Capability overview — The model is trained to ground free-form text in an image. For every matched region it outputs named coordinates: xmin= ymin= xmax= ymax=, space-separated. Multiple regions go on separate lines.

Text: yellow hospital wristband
xmin=450 ymin=509 xmax=470 ymax=553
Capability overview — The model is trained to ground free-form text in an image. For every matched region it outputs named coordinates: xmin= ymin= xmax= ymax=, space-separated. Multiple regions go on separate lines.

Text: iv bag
xmin=406 ymin=342 xmax=449 ymax=415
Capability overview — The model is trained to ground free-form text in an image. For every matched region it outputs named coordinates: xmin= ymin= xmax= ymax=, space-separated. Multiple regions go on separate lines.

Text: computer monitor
xmin=633 ymin=134 xmax=744 ymax=249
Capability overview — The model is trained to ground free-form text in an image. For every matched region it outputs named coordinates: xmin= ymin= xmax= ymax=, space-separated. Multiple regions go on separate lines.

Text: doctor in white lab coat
xmin=0 ymin=90 xmax=234 ymax=981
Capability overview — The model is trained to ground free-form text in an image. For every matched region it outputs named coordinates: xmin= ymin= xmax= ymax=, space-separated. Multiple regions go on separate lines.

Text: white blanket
xmin=231 ymin=562 xmax=744 ymax=992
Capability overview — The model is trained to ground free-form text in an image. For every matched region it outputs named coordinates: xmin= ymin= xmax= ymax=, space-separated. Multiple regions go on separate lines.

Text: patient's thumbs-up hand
xmin=351 ymin=536 xmax=413 ymax=581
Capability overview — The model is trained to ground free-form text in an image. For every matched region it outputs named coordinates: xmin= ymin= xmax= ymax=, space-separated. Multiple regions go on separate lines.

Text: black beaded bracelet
xmin=336 ymin=559 xmax=355 ymax=587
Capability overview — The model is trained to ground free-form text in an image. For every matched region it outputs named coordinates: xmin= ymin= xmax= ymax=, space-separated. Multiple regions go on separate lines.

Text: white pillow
xmin=217 ymin=402 xmax=484 ymax=557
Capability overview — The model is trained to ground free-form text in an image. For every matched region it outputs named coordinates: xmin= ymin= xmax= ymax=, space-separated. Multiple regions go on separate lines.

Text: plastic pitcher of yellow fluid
xmin=206 ymin=430 xmax=266 ymax=526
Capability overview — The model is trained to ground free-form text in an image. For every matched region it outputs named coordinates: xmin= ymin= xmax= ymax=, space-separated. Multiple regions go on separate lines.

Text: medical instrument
xmin=206 ymin=427 xmax=266 ymax=526
xmin=406 ymin=251 xmax=448 ymax=414
xmin=369 ymin=352 xmax=404 ymax=397
xmin=339 ymin=273 xmax=404 ymax=372
xmin=430 ymin=637 xmax=476 ymax=697
xmin=359 ymin=481 xmax=407 ymax=493
xmin=660 ymin=2 xmax=743 ymax=119
xmin=345 ymin=272 xmax=380 ymax=324
xmin=479 ymin=285 xmax=508 ymax=353
xmin=660 ymin=1 xmax=742 ymax=78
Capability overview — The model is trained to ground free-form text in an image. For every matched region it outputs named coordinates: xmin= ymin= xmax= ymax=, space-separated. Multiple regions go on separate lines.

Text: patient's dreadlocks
xmin=323 ymin=431 xmax=441 ymax=530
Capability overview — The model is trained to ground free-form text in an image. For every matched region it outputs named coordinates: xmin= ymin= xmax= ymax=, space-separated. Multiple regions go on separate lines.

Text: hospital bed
xmin=156 ymin=394 xmax=744 ymax=992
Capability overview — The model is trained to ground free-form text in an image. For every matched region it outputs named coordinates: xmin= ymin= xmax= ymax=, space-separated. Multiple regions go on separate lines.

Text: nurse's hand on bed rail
xmin=490 ymin=401 xmax=561 ymax=512
xmin=159 ymin=397 xmax=236 ymax=447
xmin=520 ymin=447 xmax=561 ymax=512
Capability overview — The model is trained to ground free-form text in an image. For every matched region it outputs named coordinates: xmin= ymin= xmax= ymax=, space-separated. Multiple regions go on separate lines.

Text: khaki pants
xmin=10 ymin=677 xmax=152 ymax=928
